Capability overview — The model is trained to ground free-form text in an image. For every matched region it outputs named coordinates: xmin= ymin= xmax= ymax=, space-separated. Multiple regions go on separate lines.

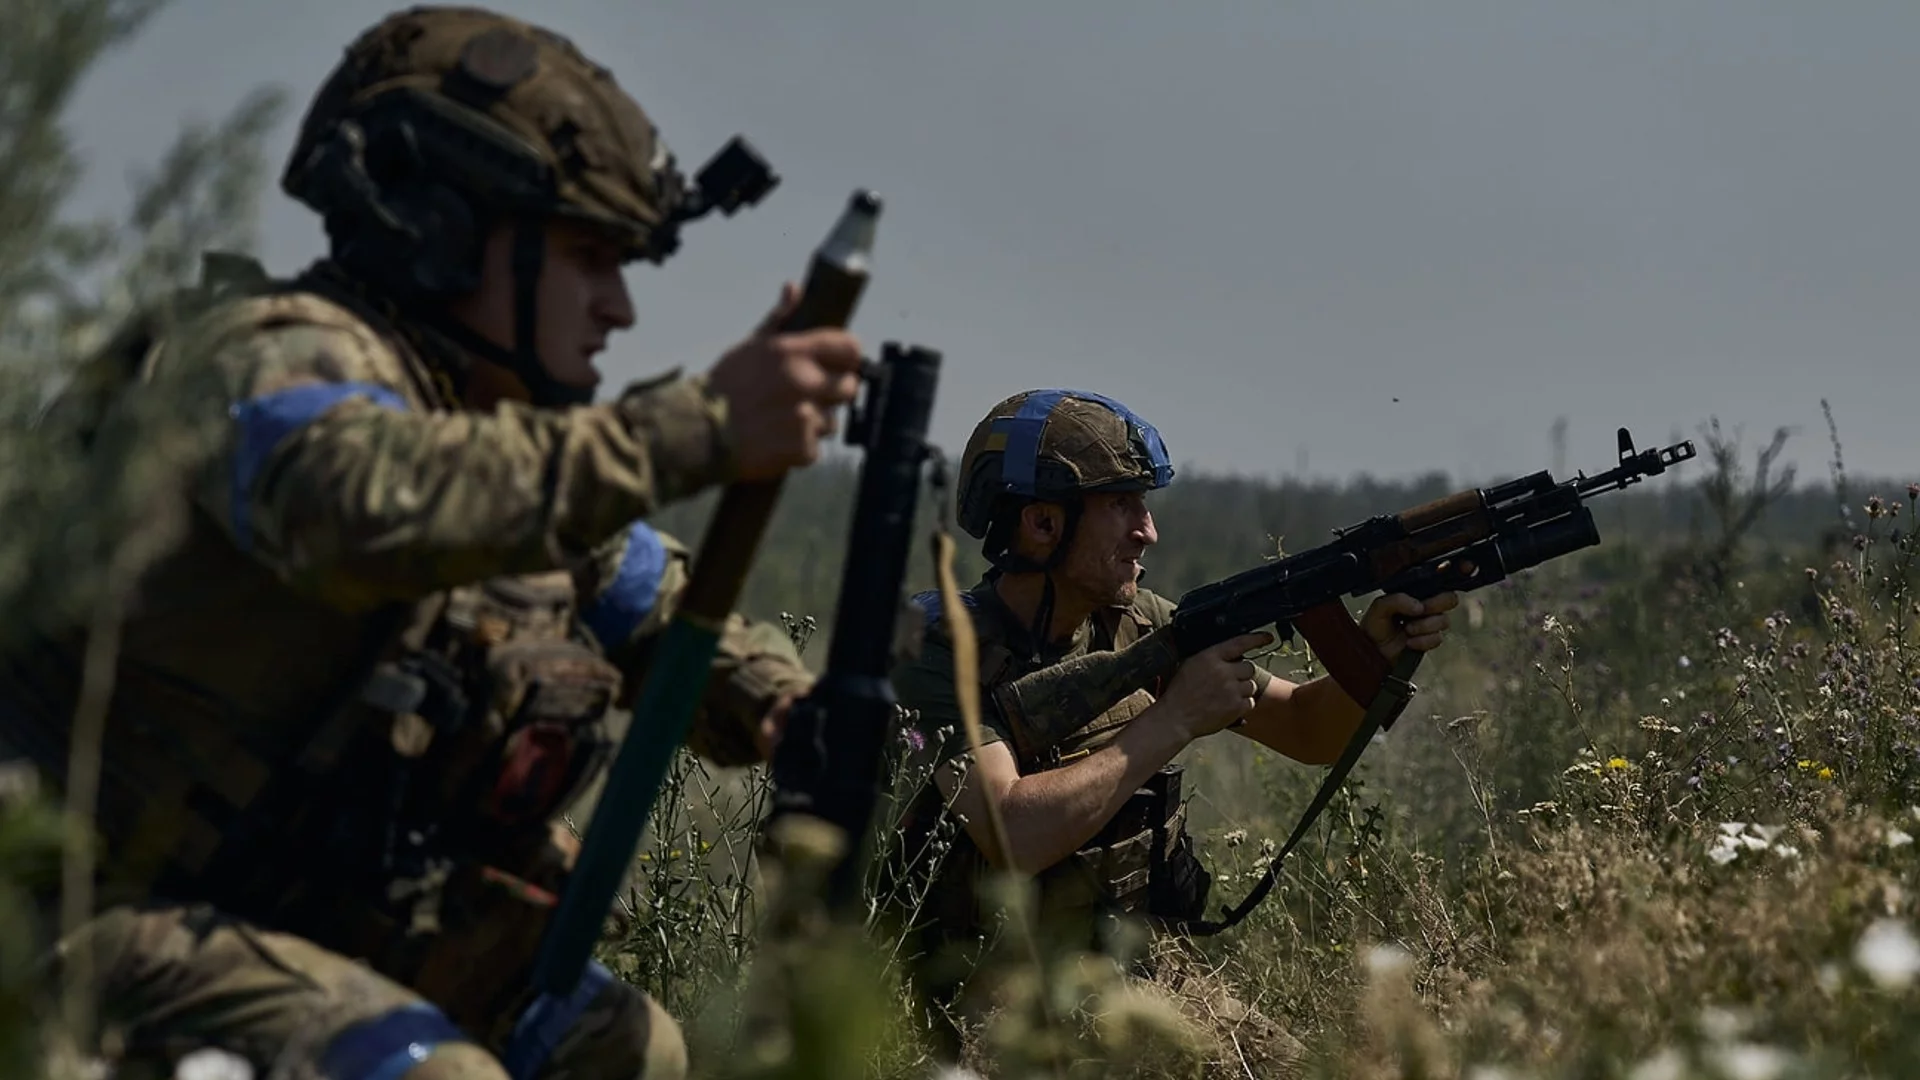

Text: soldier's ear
xmin=1019 ymin=501 xmax=1062 ymax=547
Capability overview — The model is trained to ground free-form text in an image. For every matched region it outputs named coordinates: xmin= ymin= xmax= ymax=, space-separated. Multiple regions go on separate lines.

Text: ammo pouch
xmin=365 ymin=577 xmax=622 ymax=844
xmin=350 ymin=577 xmax=624 ymax=1026
xmin=1038 ymin=763 xmax=1209 ymax=925
xmin=1143 ymin=764 xmax=1211 ymax=924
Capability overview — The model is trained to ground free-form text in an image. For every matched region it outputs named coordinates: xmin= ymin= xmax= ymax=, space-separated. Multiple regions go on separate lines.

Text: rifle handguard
xmin=1292 ymin=600 xmax=1400 ymax=721
xmin=1366 ymin=512 xmax=1496 ymax=582
xmin=1395 ymin=488 xmax=1483 ymax=532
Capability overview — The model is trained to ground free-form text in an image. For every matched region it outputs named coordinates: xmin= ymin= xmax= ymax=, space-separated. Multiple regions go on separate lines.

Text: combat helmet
xmin=956 ymin=388 xmax=1175 ymax=574
xmin=281 ymin=5 xmax=777 ymax=405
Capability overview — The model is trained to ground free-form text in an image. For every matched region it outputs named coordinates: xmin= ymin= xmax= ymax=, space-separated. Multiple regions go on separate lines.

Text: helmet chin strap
xmin=985 ymin=499 xmax=1085 ymax=658
xmin=417 ymin=215 xmax=596 ymax=408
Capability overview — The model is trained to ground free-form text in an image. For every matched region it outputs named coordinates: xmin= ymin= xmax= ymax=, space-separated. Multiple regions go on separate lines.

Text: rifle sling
xmin=1178 ymin=618 xmax=1423 ymax=938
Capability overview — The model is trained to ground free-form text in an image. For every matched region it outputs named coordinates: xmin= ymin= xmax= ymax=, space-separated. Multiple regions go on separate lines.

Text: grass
xmin=574 ymin=456 xmax=1920 ymax=1080
xmin=7 ymin=5 xmax=1919 ymax=1077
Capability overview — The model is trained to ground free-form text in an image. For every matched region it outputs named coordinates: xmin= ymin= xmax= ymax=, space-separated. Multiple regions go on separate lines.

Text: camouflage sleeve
xmin=180 ymin=305 xmax=735 ymax=611
xmin=889 ymin=593 xmax=1013 ymax=767
xmin=1134 ymin=587 xmax=1273 ymax=695
xmin=576 ymin=522 xmax=814 ymax=768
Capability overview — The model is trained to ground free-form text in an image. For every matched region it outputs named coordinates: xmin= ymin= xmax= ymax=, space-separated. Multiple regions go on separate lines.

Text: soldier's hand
xmin=755 ymin=691 xmax=798 ymax=760
xmin=1157 ymin=631 xmax=1274 ymax=740
xmin=1360 ymin=591 xmax=1458 ymax=659
xmin=708 ymin=281 xmax=865 ymax=481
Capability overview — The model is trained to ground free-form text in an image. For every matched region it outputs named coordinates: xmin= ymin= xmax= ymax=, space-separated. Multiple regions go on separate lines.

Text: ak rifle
xmin=993 ymin=426 xmax=1697 ymax=935
xmin=526 ymin=189 xmax=882 ymax=1005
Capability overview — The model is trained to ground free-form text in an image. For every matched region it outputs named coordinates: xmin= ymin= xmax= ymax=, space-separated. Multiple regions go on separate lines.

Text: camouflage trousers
xmin=48 ymin=903 xmax=685 ymax=1080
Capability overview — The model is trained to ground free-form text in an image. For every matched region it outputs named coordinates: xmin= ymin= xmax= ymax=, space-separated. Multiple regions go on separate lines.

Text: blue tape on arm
xmin=581 ymin=522 xmax=670 ymax=647
xmin=228 ymin=381 xmax=408 ymax=552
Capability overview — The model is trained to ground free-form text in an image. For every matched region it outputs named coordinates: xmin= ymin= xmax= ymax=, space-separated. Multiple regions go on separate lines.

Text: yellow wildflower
xmin=1607 ymin=757 xmax=1630 ymax=770
xmin=1819 ymin=767 xmax=1835 ymax=781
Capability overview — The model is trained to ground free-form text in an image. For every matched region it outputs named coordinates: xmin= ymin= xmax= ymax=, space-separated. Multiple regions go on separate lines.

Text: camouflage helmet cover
xmin=283 ymin=5 xmax=687 ymax=261
xmin=956 ymin=389 xmax=1175 ymax=540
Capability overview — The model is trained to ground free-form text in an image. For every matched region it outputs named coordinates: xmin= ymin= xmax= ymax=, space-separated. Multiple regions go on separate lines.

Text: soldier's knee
xmin=534 ymin=977 xmax=686 ymax=1080
xmin=640 ymin=995 xmax=688 ymax=1080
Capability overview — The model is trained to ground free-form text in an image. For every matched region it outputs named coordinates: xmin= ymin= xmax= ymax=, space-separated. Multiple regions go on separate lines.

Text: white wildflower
xmin=1627 ymin=1047 xmax=1687 ymax=1080
xmin=1708 ymin=1042 xmax=1790 ymax=1080
xmin=1855 ymin=918 xmax=1920 ymax=990
xmin=1678 ymin=655 xmax=1692 ymax=669
xmin=1365 ymin=942 xmax=1413 ymax=979
xmin=175 ymin=1048 xmax=255 ymax=1080
xmin=1817 ymin=962 xmax=1844 ymax=995
xmin=1697 ymin=1004 xmax=1749 ymax=1042
xmin=1708 ymin=823 xmax=1795 ymax=863
xmin=1887 ymin=829 xmax=1913 ymax=849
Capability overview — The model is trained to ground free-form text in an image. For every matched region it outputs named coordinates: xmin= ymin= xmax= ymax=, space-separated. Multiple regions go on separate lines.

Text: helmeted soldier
xmin=3 ymin=6 xmax=865 ymax=1078
xmin=885 ymin=389 xmax=1461 ymax=1067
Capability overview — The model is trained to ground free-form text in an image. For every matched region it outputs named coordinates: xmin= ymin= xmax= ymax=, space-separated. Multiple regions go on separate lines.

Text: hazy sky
xmin=59 ymin=1 xmax=1918 ymax=488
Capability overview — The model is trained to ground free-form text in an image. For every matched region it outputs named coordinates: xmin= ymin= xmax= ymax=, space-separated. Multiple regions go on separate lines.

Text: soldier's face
xmin=1058 ymin=491 xmax=1159 ymax=607
xmin=450 ymin=220 xmax=637 ymax=395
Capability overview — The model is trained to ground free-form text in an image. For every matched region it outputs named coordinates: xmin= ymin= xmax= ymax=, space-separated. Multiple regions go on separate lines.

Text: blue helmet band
xmin=991 ymin=388 xmax=1174 ymax=498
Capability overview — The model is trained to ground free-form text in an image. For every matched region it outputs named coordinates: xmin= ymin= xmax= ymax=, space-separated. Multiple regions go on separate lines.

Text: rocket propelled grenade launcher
xmin=992 ymin=427 xmax=1699 ymax=766
xmin=763 ymin=338 xmax=943 ymax=913
xmin=528 ymin=190 xmax=881 ymax=1004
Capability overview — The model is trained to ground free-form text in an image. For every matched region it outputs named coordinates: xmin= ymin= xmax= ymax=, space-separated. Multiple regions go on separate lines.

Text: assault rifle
xmin=992 ymin=427 xmax=1697 ymax=935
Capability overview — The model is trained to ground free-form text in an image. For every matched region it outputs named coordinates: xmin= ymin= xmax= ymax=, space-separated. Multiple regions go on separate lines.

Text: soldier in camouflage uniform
xmin=1 ymin=7 xmax=865 ymax=1079
xmin=888 ymin=389 xmax=1460 ymax=1064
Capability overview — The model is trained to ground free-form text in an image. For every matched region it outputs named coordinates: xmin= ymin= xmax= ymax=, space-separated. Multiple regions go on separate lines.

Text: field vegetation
xmin=3 ymin=4 xmax=1917 ymax=1078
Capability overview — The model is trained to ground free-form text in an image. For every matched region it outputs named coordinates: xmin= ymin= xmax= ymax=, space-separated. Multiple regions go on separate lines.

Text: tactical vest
xmin=900 ymin=583 xmax=1211 ymax=952
xmin=0 ymin=259 xmax=630 ymax=1036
